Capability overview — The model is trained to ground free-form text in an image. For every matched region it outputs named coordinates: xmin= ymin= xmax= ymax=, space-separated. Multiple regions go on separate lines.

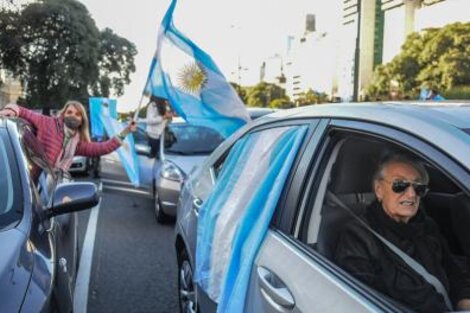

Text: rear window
xmin=0 ymin=130 xmax=22 ymax=229
xmin=165 ymin=124 xmax=224 ymax=155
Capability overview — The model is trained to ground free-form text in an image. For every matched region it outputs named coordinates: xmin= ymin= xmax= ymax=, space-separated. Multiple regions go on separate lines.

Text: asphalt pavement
xmin=75 ymin=154 xmax=179 ymax=313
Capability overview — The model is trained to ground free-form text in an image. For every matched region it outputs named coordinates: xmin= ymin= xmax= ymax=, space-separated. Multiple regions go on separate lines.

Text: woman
xmin=0 ymin=100 xmax=136 ymax=183
xmin=144 ymin=96 xmax=172 ymax=158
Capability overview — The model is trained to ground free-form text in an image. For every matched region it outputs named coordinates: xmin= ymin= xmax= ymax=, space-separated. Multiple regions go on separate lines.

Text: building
xmin=284 ymin=31 xmax=336 ymax=102
xmin=0 ymin=71 xmax=22 ymax=108
xmin=0 ymin=0 xmax=28 ymax=108
xmin=337 ymin=0 xmax=470 ymax=101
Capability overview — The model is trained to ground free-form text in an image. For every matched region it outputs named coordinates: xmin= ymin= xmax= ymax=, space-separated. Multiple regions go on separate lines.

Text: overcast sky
xmin=78 ymin=0 xmax=340 ymax=112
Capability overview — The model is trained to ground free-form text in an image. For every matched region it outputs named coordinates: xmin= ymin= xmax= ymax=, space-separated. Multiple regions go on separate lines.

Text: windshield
xmin=0 ymin=129 xmax=22 ymax=229
xmin=165 ymin=124 xmax=224 ymax=155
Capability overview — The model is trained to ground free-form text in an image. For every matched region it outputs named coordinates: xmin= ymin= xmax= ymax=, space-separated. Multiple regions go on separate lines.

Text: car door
xmin=246 ymin=118 xmax=470 ymax=313
xmin=242 ymin=118 xmax=376 ymax=313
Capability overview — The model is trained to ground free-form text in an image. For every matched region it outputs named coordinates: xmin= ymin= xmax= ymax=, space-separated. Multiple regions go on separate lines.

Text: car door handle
xmin=193 ymin=197 xmax=203 ymax=211
xmin=257 ymin=266 xmax=295 ymax=310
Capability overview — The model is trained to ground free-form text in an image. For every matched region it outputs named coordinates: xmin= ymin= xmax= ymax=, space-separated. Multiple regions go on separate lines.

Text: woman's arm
xmin=75 ymin=121 xmax=137 ymax=157
xmin=75 ymin=137 xmax=121 ymax=157
xmin=1 ymin=104 xmax=51 ymax=130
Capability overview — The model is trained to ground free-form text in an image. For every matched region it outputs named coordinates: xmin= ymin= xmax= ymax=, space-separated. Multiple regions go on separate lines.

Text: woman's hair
xmin=149 ymin=95 xmax=168 ymax=116
xmin=59 ymin=100 xmax=91 ymax=142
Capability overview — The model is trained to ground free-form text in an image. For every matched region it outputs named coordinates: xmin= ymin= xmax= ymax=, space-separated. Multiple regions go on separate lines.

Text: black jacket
xmin=334 ymin=201 xmax=470 ymax=312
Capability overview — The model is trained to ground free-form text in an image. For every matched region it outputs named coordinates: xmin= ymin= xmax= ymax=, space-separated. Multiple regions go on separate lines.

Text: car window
xmin=17 ymin=120 xmax=53 ymax=177
xmin=165 ymin=124 xmax=224 ymax=155
xmin=0 ymin=130 xmax=22 ymax=229
xmin=296 ymin=127 xmax=470 ymax=312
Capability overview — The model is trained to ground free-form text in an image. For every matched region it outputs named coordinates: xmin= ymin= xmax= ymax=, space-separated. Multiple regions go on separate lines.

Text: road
xmin=75 ymin=154 xmax=179 ymax=313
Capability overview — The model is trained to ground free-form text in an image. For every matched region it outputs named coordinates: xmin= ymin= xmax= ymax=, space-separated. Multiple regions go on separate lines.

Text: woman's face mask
xmin=63 ymin=105 xmax=83 ymax=130
xmin=64 ymin=116 xmax=81 ymax=130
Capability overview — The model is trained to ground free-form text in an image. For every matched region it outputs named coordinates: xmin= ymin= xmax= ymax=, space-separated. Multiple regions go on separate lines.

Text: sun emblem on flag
xmin=177 ymin=61 xmax=207 ymax=95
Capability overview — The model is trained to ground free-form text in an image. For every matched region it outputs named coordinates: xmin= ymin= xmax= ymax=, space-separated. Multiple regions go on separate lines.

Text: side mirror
xmin=135 ymin=143 xmax=151 ymax=157
xmin=46 ymin=182 xmax=99 ymax=218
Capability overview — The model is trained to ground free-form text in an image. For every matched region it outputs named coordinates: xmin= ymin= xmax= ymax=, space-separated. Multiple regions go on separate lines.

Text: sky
xmin=78 ymin=0 xmax=341 ymax=112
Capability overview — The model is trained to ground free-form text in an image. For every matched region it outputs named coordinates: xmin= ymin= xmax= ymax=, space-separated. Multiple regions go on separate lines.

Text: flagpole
xmin=133 ymin=93 xmax=146 ymax=121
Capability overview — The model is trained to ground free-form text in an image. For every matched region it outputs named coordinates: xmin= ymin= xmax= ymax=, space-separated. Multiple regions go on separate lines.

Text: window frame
xmin=0 ymin=129 xmax=23 ymax=230
xmin=273 ymin=118 xmax=470 ymax=312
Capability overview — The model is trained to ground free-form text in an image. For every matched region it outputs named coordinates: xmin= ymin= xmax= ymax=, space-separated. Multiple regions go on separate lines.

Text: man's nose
xmin=404 ymin=184 xmax=417 ymax=197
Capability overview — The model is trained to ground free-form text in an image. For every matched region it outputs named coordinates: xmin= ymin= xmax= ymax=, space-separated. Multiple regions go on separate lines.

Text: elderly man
xmin=334 ymin=154 xmax=470 ymax=312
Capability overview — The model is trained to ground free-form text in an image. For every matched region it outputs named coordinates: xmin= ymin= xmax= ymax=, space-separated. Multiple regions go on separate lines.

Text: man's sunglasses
xmin=383 ymin=179 xmax=429 ymax=197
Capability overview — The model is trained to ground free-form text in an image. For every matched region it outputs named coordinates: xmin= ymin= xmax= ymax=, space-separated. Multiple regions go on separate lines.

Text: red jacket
xmin=12 ymin=105 xmax=121 ymax=179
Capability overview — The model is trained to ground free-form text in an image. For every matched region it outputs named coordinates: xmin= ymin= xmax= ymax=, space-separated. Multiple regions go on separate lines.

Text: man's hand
xmin=457 ymin=298 xmax=470 ymax=311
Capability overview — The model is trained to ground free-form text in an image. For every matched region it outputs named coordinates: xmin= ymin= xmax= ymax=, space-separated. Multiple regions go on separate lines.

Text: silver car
xmin=175 ymin=102 xmax=470 ymax=313
xmin=152 ymin=119 xmax=224 ymax=223
xmin=69 ymin=155 xmax=89 ymax=174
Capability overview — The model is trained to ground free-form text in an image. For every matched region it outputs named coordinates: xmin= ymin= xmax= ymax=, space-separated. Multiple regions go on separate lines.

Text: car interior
xmin=303 ymin=133 xmax=470 ymax=273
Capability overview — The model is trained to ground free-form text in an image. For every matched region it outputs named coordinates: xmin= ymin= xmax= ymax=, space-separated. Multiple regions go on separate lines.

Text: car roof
xmin=254 ymin=101 xmax=470 ymax=170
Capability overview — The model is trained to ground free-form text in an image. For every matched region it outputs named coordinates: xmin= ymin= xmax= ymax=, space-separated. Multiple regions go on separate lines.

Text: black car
xmin=0 ymin=118 xmax=99 ymax=312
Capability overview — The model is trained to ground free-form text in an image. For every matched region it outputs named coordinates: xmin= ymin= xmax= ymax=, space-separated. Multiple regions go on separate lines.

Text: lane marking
xmin=73 ymin=183 xmax=102 ymax=313
xmin=102 ymin=185 xmax=151 ymax=197
xmin=100 ymin=178 xmax=139 ymax=188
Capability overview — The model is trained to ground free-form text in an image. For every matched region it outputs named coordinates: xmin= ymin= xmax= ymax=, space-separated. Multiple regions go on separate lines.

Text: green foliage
xmin=230 ymin=82 xmax=248 ymax=103
xmin=297 ymin=89 xmax=329 ymax=106
xmin=0 ymin=0 xmax=136 ymax=109
xmin=245 ymin=82 xmax=287 ymax=108
xmin=366 ymin=22 xmax=470 ymax=99
xmin=269 ymin=96 xmax=292 ymax=109
xmin=442 ymin=85 xmax=470 ymax=99
xmin=92 ymin=28 xmax=137 ymax=98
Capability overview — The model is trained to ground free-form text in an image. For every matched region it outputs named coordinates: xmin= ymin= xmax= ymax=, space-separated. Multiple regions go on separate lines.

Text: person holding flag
xmin=0 ymin=100 xmax=137 ymax=183
xmin=142 ymin=95 xmax=173 ymax=158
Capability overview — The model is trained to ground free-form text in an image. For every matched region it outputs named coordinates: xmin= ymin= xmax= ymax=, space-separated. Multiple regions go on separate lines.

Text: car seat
xmin=316 ymin=138 xmax=381 ymax=260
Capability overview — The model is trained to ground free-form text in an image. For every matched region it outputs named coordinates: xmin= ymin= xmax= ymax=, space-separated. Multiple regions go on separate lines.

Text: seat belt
xmin=326 ymin=191 xmax=453 ymax=311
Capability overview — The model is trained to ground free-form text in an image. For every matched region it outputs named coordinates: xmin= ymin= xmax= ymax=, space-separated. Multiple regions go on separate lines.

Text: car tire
xmin=178 ymin=249 xmax=198 ymax=313
xmin=154 ymin=186 xmax=170 ymax=224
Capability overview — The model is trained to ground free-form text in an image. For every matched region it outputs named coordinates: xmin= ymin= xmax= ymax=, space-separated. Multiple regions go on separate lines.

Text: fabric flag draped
xmin=195 ymin=125 xmax=308 ymax=312
xmin=89 ymin=97 xmax=140 ymax=187
xmin=143 ymin=0 xmax=250 ymax=138
xmin=89 ymin=97 xmax=118 ymax=138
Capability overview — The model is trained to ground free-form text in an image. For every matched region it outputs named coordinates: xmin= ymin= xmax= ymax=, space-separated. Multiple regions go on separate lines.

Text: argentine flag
xmin=195 ymin=125 xmax=308 ymax=312
xmin=144 ymin=0 xmax=250 ymax=138
xmin=89 ymin=97 xmax=140 ymax=187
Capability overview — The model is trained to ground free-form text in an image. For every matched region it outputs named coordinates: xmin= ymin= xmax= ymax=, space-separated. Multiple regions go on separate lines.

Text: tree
xmin=230 ymin=82 xmax=248 ymax=104
xmin=269 ymin=96 xmax=292 ymax=109
xmin=245 ymin=82 xmax=287 ymax=107
xmin=92 ymin=28 xmax=137 ymax=98
xmin=0 ymin=0 xmax=136 ymax=110
xmin=297 ymin=89 xmax=329 ymax=106
xmin=366 ymin=23 xmax=470 ymax=99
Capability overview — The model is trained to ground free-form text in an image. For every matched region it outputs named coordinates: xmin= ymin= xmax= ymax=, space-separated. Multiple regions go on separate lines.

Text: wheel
xmin=178 ymin=249 xmax=198 ymax=313
xmin=154 ymin=185 xmax=170 ymax=224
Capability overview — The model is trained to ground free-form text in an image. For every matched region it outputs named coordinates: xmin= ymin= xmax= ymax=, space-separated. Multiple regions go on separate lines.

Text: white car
xmin=69 ymin=155 xmax=90 ymax=175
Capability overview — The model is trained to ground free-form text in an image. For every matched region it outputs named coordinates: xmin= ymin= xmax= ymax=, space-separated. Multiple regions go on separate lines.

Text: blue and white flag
xmin=195 ymin=125 xmax=308 ymax=312
xmin=89 ymin=97 xmax=118 ymax=138
xmin=89 ymin=97 xmax=140 ymax=187
xmin=144 ymin=0 xmax=250 ymax=138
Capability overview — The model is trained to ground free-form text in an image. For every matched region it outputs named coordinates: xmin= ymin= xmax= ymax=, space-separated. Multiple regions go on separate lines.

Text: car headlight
xmin=161 ymin=160 xmax=184 ymax=182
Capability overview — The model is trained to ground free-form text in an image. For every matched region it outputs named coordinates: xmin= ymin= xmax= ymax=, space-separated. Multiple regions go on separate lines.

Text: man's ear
xmin=374 ymin=180 xmax=383 ymax=201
